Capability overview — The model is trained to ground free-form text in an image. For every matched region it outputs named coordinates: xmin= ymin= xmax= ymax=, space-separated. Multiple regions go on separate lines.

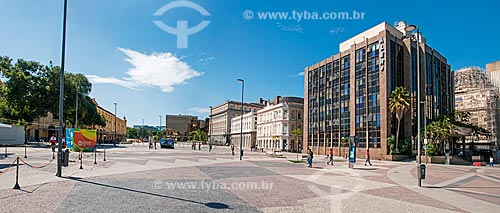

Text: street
xmin=0 ymin=144 xmax=499 ymax=213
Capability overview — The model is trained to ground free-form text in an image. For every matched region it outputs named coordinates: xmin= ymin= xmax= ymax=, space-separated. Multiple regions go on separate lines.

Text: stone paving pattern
xmin=0 ymin=143 xmax=499 ymax=212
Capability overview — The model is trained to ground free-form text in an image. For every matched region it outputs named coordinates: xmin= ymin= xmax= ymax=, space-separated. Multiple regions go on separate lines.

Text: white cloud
xmin=289 ymin=71 xmax=305 ymax=78
xmin=276 ymin=22 xmax=304 ymax=33
xmin=87 ymin=48 xmax=203 ymax=92
xmin=189 ymin=107 xmax=210 ymax=114
xmin=197 ymin=56 xmax=215 ymax=63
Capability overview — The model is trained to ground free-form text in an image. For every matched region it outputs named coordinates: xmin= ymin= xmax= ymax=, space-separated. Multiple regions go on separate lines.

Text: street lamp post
xmin=75 ymin=81 xmax=79 ymax=129
xmin=209 ymin=106 xmax=213 ymax=145
xmin=237 ymin=79 xmax=244 ymax=161
xmin=406 ymin=24 xmax=422 ymax=187
xmin=114 ymin=103 xmax=117 ymax=147
xmin=159 ymin=115 xmax=162 ymax=139
xmin=56 ymin=0 xmax=68 ymax=177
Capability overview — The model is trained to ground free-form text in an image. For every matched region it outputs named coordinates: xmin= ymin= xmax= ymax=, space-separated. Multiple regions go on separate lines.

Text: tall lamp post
xmin=237 ymin=79 xmax=244 ymax=161
xmin=209 ymin=106 xmax=213 ymax=144
xmin=56 ymin=0 xmax=68 ymax=177
xmin=75 ymin=81 xmax=79 ymax=128
xmin=159 ymin=115 xmax=162 ymax=139
xmin=405 ymin=24 xmax=422 ymax=187
xmin=114 ymin=102 xmax=117 ymax=146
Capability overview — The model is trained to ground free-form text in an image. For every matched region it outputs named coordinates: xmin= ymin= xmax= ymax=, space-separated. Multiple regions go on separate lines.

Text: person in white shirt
xmin=490 ymin=156 xmax=494 ymax=167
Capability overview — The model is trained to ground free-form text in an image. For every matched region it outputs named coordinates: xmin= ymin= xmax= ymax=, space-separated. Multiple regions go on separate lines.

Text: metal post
xmin=13 ymin=157 xmax=20 ymax=190
xmin=4 ymin=145 xmax=7 ymax=157
xmin=56 ymin=0 xmax=68 ymax=178
xmin=114 ymin=102 xmax=117 ymax=146
xmin=416 ymin=27 xmax=422 ymax=187
xmin=24 ymin=143 xmax=27 ymax=158
xmin=209 ymin=106 xmax=213 ymax=145
xmin=237 ymin=79 xmax=244 ymax=160
xmin=103 ymin=147 xmax=106 ymax=161
xmin=75 ymin=81 xmax=78 ymax=128
xmin=79 ymin=152 xmax=83 ymax=169
xmin=94 ymin=149 xmax=97 ymax=164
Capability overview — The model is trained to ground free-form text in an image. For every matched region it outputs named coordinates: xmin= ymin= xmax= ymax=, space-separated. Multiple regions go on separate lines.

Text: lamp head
xmin=405 ymin=24 xmax=417 ymax=32
xmin=237 ymin=78 xmax=244 ymax=83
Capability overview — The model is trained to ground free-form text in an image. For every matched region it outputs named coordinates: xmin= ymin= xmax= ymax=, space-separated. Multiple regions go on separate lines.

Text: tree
xmin=388 ymin=86 xmax=410 ymax=154
xmin=426 ymin=116 xmax=453 ymax=155
xmin=0 ymin=57 xmax=53 ymax=141
xmin=189 ymin=130 xmax=206 ymax=142
xmin=291 ymin=128 xmax=302 ymax=160
xmin=127 ymin=127 xmax=139 ymax=139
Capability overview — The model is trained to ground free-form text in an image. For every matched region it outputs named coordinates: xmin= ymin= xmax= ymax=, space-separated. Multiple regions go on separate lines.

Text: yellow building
xmin=26 ymin=98 xmax=126 ymax=143
xmin=91 ymin=99 xmax=127 ymax=143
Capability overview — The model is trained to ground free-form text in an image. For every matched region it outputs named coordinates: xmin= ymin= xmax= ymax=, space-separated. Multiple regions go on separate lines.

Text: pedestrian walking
xmin=198 ymin=142 xmax=201 ymax=150
xmin=49 ymin=134 xmax=57 ymax=152
xmin=307 ymin=147 xmax=313 ymax=168
xmin=490 ymin=156 xmax=495 ymax=167
xmin=192 ymin=142 xmax=196 ymax=150
xmin=231 ymin=144 xmax=235 ymax=155
xmin=365 ymin=148 xmax=372 ymax=166
xmin=327 ymin=148 xmax=334 ymax=165
xmin=209 ymin=144 xmax=212 ymax=152
xmin=154 ymin=140 xmax=157 ymax=150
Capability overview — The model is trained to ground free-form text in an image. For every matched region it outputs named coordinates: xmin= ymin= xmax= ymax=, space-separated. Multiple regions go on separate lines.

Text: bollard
xmin=94 ymin=149 xmax=97 ymax=164
xmin=24 ymin=144 xmax=27 ymax=158
xmin=52 ymin=150 xmax=55 ymax=160
xmin=5 ymin=145 xmax=7 ymax=157
xmin=13 ymin=157 xmax=20 ymax=190
xmin=103 ymin=147 xmax=106 ymax=162
xmin=79 ymin=152 xmax=83 ymax=170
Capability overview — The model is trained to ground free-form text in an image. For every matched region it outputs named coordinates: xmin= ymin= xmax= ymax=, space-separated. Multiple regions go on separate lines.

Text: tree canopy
xmin=0 ymin=56 xmax=105 ymax=128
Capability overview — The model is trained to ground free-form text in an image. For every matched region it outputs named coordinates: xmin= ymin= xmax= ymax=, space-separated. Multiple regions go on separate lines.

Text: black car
xmin=160 ymin=138 xmax=175 ymax=149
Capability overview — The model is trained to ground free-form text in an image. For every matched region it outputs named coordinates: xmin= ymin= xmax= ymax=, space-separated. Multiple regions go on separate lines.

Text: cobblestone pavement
xmin=0 ymin=143 xmax=499 ymax=212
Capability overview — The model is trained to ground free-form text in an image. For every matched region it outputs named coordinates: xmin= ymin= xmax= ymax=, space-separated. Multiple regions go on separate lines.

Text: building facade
xmin=257 ymin=96 xmax=304 ymax=152
xmin=304 ymin=21 xmax=454 ymax=160
xmin=93 ymin=99 xmax=127 ymax=143
xmin=165 ymin=114 xmax=198 ymax=134
xmin=455 ymin=67 xmax=498 ymax=147
xmin=230 ymin=111 xmax=257 ymax=149
xmin=209 ymin=101 xmax=265 ymax=145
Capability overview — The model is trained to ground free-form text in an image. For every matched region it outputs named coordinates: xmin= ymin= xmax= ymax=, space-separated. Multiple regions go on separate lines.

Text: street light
xmin=405 ymin=24 xmax=422 ymax=187
xmin=114 ymin=102 xmax=117 ymax=147
xmin=159 ymin=115 xmax=162 ymax=139
xmin=56 ymin=0 xmax=68 ymax=177
xmin=237 ymin=78 xmax=244 ymax=161
xmin=209 ymin=106 xmax=213 ymax=145
xmin=75 ymin=81 xmax=79 ymax=129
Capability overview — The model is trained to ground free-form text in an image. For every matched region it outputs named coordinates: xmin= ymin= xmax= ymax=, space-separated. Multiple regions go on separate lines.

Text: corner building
xmin=304 ymin=21 xmax=454 ymax=160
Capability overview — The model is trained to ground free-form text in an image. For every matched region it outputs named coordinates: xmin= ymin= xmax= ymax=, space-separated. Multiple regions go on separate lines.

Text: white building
xmin=257 ymin=96 xmax=304 ymax=152
xmin=209 ymin=100 xmax=264 ymax=145
xmin=230 ymin=111 xmax=257 ymax=149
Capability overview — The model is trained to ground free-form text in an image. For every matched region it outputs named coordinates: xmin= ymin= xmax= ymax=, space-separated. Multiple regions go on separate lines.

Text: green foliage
xmin=425 ymin=142 xmax=436 ymax=156
xmin=189 ymin=130 xmax=207 ymax=142
xmin=0 ymin=56 xmax=106 ymax=128
xmin=127 ymin=127 xmax=139 ymax=139
xmin=387 ymin=134 xmax=410 ymax=155
xmin=388 ymin=86 xmax=410 ymax=153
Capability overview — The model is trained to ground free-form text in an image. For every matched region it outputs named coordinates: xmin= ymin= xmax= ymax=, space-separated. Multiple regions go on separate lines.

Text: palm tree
xmin=291 ymin=128 xmax=302 ymax=161
xmin=388 ymin=86 xmax=410 ymax=153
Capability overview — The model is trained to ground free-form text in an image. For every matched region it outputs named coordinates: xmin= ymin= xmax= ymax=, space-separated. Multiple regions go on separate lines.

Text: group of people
xmin=192 ymin=142 xmax=213 ymax=152
xmin=306 ymin=147 xmax=372 ymax=168
xmin=49 ymin=134 xmax=66 ymax=152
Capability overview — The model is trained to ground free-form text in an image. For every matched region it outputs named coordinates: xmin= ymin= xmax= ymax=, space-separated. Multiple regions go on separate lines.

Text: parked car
xmin=160 ymin=138 xmax=175 ymax=149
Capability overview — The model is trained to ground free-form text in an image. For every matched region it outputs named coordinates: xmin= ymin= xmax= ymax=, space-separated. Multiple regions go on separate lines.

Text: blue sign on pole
xmin=349 ymin=136 xmax=357 ymax=163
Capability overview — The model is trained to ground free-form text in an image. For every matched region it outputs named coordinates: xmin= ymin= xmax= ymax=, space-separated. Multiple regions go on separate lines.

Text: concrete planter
xmin=386 ymin=155 xmax=409 ymax=161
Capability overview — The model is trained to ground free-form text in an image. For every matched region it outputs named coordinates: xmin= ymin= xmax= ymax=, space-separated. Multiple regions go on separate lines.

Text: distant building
xmin=209 ymin=100 xmax=265 ymax=145
xmin=486 ymin=61 xmax=500 ymax=160
xmin=455 ymin=67 xmax=498 ymax=148
xmin=165 ymin=114 xmax=198 ymax=137
xmin=257 ymin=96 xmax=304 ymax=152
xmin=92 ymin=99 xmax=127 ymax=143
xmin=230 ymin=111 xmax=257 ymax=149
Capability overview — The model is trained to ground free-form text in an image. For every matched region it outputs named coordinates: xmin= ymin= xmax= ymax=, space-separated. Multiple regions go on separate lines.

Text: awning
xmin=0 ymin=123 xmax=12 ymax=128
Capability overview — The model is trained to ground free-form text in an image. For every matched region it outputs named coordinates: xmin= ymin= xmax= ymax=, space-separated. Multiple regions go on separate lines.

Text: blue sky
xmin=1 ymin=0 xmax=499 ymax=127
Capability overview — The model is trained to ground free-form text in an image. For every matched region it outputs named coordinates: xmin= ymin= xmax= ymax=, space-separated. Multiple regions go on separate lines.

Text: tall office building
xmin=304 ymin=21 xmax=454 ymax=160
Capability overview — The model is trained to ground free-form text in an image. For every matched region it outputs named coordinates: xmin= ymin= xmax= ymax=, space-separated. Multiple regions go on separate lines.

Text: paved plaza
xmin=0 ymin=143 xmax=499 ymax=213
